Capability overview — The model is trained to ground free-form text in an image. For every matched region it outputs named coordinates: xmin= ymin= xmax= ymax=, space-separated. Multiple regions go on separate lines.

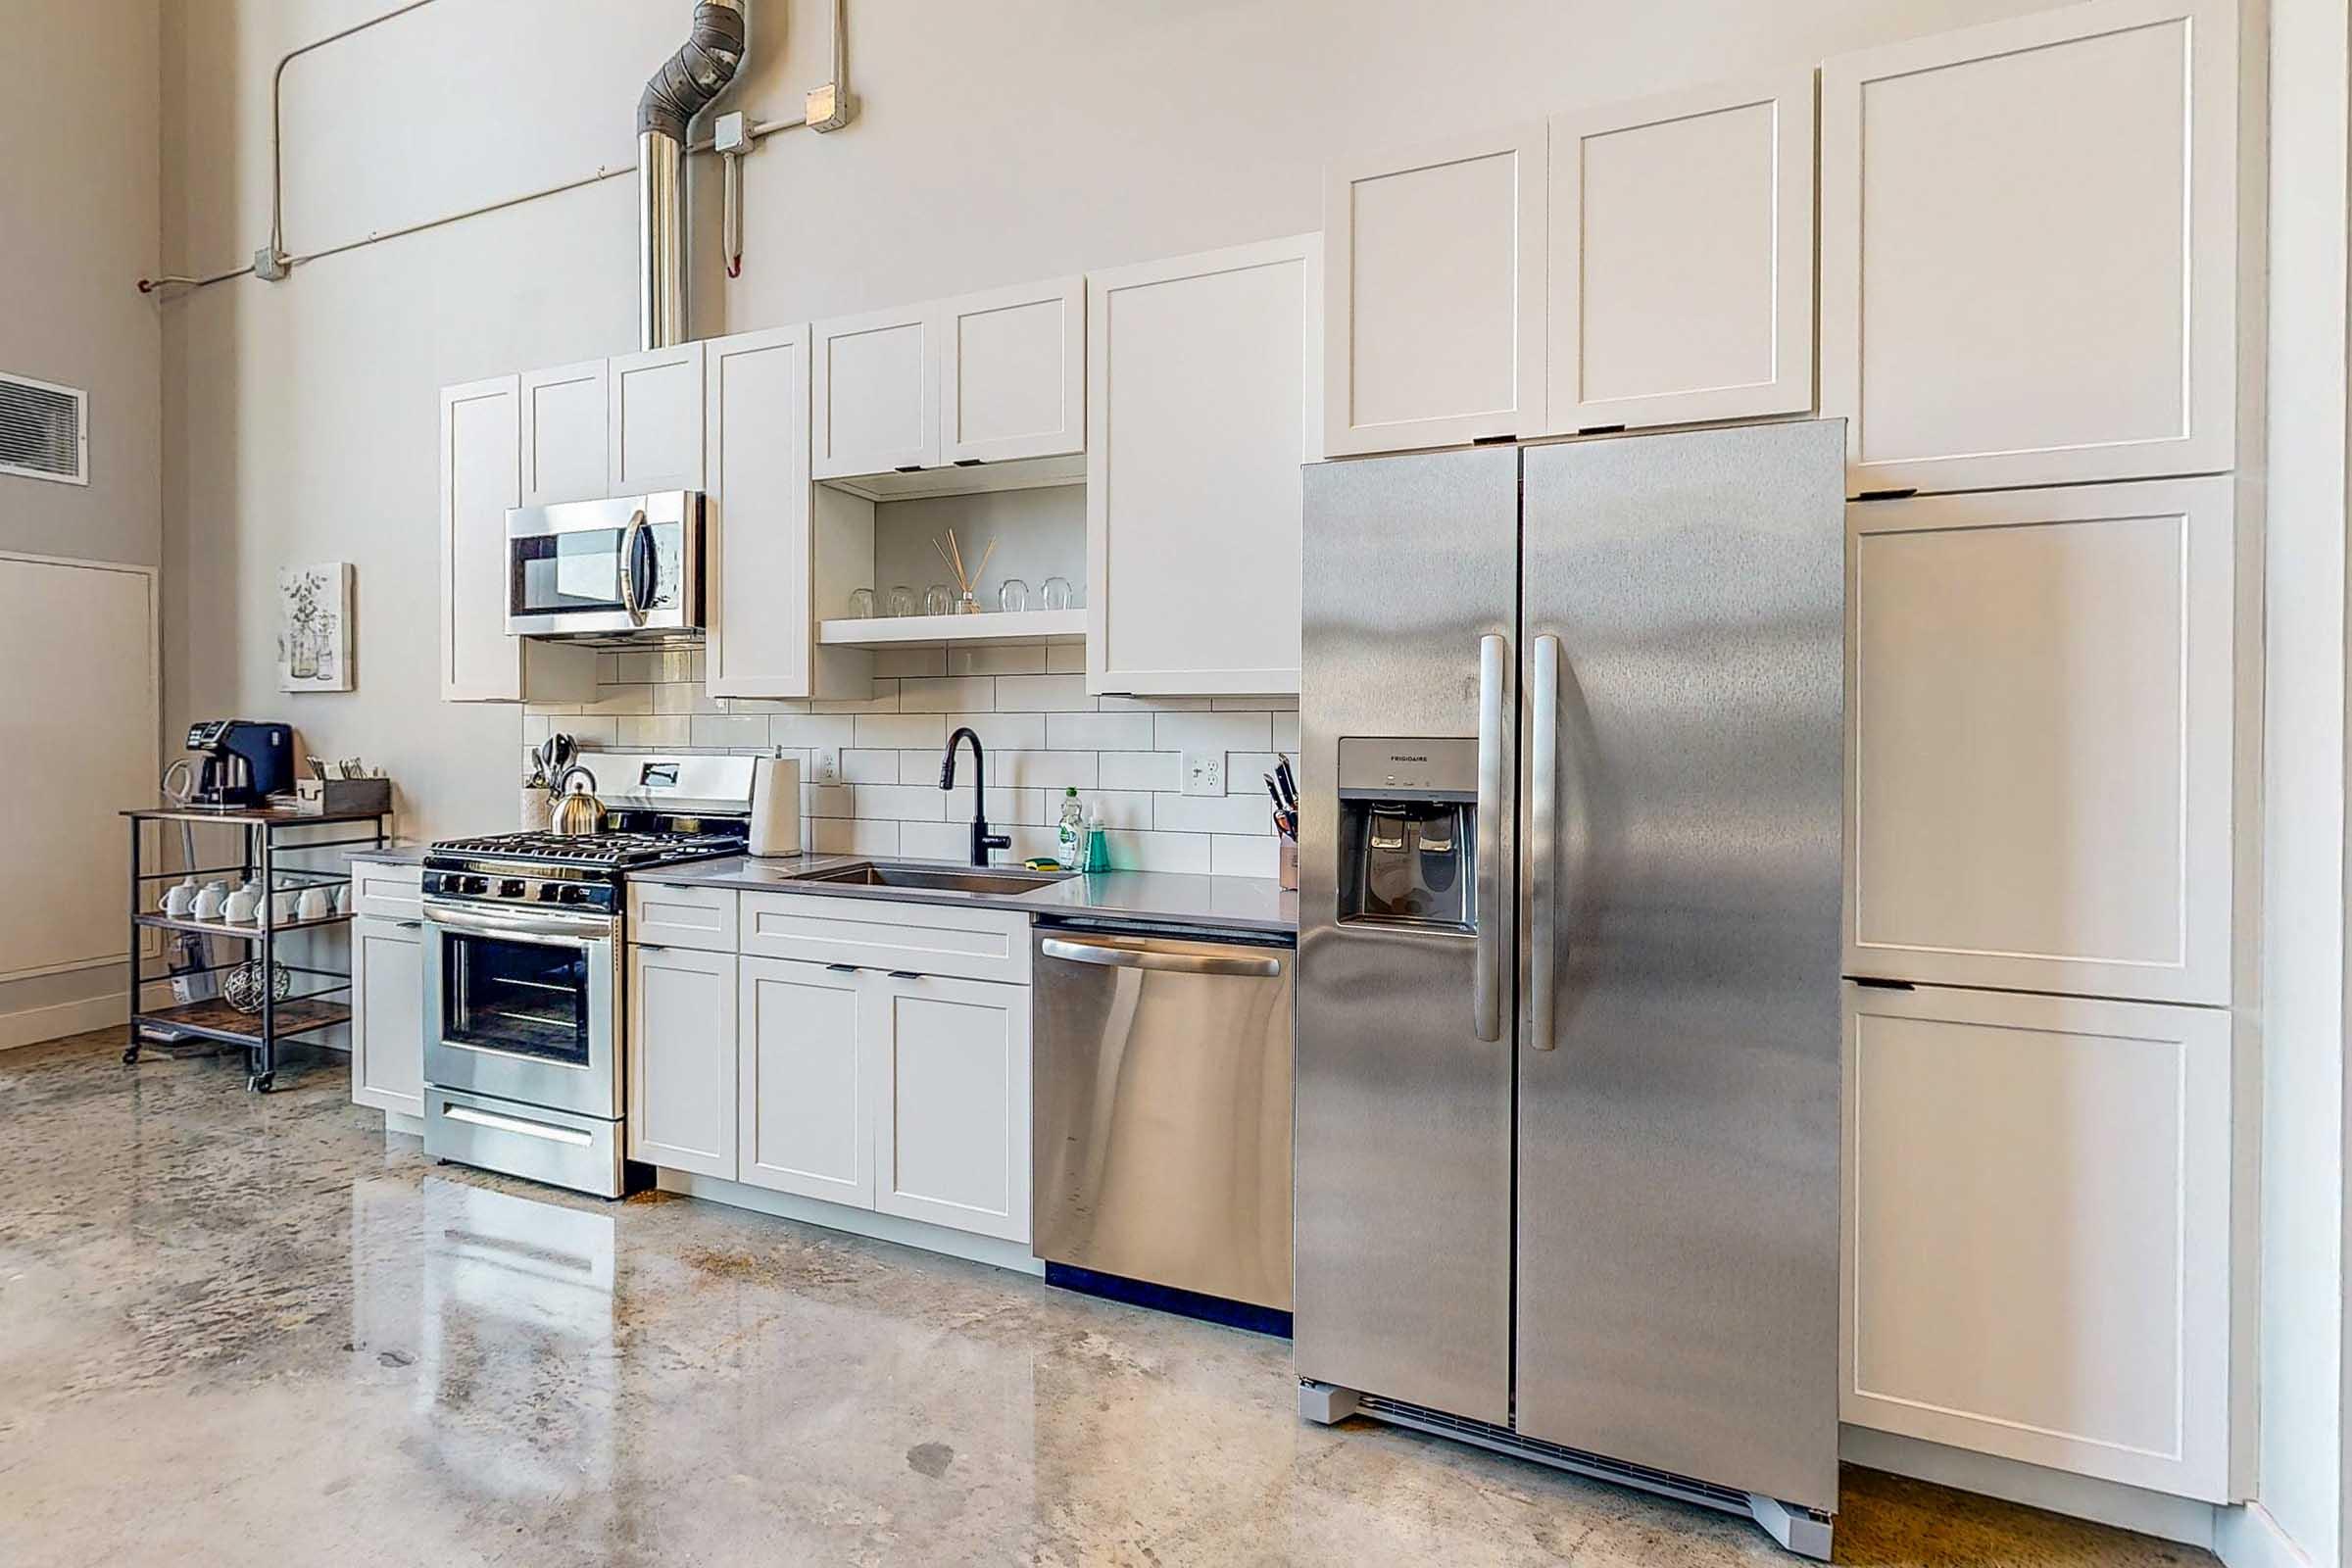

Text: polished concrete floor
xmin=0 ymin=1030 xmax=2217 ymax=1568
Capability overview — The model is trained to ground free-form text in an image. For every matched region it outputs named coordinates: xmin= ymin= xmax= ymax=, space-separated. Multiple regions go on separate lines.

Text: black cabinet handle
xmin=825 ymin=962 xmax=859 ymax=973
xmin=887 ymin=970 xmax=920 ymax=980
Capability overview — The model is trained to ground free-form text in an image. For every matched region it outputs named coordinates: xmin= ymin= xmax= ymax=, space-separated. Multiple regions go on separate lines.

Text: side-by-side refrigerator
xmin=1295 ymin=419 xmax=1844 ymax=1560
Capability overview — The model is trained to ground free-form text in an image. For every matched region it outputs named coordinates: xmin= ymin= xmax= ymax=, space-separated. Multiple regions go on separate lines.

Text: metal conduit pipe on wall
xmin=140 ymin=0 xmax=851 ymax=298
xmin=638 ymin=0 xmax=746 ymax=350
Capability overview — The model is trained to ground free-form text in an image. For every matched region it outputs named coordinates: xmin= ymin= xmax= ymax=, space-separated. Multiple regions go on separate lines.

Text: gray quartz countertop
xmin=629 ymin=855 xmax=1298 ymax=936
xmin=347 ymin=846 xmax=428 ymax=864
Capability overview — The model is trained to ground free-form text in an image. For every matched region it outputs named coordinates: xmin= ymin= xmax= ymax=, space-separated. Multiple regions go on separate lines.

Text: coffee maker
xmin=184 ymin=720 xmax=294 ymax=808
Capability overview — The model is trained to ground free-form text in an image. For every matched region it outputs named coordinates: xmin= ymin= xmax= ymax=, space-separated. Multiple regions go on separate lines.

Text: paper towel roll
xmin=750 ymin=756 xmax=803 ymax=857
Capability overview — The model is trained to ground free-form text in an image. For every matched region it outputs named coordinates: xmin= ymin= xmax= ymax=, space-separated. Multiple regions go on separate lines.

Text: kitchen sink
xmin=800 ymin=861 xmax=1070 ymax=897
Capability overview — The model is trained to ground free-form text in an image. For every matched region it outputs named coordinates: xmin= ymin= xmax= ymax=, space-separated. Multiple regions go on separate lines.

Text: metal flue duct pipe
xmin=639 ymin=0 xmax=747 ymax=349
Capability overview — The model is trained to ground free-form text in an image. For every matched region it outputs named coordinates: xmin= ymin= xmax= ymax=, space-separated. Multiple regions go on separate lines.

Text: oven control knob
xmin=462 ymin=875 xmax=487 ymax=896
xmin=536 ymin=882 xmax=560 ymax=901
xmin=561 ymin=885 xmax=590 ymax=905
xmin=500 ymin=878 xmax=525 ymax=899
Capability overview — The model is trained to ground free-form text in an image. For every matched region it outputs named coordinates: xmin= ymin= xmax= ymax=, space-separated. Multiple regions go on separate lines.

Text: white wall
xmin=0 ymin=0 xmax=163 ymax=1039
xmin=155 ymin=0 xmax=2055 ymax=843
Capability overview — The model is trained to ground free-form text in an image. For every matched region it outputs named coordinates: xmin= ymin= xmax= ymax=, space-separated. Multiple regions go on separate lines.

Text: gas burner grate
xmin=430 ymin=830 xmax=743 ymax=869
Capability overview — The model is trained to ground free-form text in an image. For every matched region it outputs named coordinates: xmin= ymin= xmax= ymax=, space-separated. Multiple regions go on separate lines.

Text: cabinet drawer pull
xmin=887 ymin=970 xmax=921 ymax=980
xmin=394 ymin=920 xmax=421 ymax=930
xmin=826 ymin=962 xmax=860 ymax=973
xmin=638 ymin=944 xmax=668 ymax=954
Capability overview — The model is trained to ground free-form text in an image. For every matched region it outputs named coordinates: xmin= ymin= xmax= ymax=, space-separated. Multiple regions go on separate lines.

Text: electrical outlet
xmin=814 ymin=747 xmax=842 ymax=786
xmin=1183 ymin=751 xmax=1225 ymax=797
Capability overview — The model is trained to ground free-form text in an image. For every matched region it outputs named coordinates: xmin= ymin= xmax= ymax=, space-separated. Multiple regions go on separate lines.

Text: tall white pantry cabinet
xmin=1318 ymin=0 xmax=2253 ymax=1509
xmin=1823 ymin=0 xmax=2251 ymax=1507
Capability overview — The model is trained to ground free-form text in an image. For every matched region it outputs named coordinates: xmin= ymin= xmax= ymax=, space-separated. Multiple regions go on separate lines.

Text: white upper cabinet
xmin=1846 ymin=478 xmax=2235 ymax=1004
xmin=1822 ymin=0 xmax=2238 ymax=493
xmin=1545 ymin=73 xmax=1814 ymax=432
xmin=1088 ymin=235 xmax=1319 ymax=697
xmin=940 ymin=276 xmax=1085 ymax=465
xmin=704 ymin=325 xmax=813 ymax=699
xmin=1842 ymin=983 xmax=2235 ymax=1500
xmin=1324 ymin=122 xmax=1546 ymax=455
xmin=811 ymin=304 xmax=938 ymax=478
xmin=439 ymin=374 xmax=595 ymax=704
xmin=629 ymin=942 xmax=738 ymax=1180
xmin=608 ymin=341 xmax=707 ymax=493
xmin=519 ymin=358 xmax=611 ymax=505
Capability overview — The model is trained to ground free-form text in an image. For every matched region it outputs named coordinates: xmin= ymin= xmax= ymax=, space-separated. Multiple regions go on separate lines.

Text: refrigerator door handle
xmin=1528 ymin=634 xmax=1560 ymax=1051
xmin=1474 ymin=631 xmax=1506 ymax=1042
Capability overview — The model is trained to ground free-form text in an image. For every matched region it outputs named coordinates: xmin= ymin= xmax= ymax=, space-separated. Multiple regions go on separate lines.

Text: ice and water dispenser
xmin=1335 ymin=737 xmax=1480 ymax=931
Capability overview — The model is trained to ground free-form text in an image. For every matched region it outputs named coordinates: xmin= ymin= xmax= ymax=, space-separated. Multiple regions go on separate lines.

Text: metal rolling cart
xmin=121 ymin=805 xmax=390 ymax=1093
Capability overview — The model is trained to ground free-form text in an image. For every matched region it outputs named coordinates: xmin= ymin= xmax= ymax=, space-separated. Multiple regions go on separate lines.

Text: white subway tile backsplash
xmin=950 ymin=643 xmax=1049 ymax=676
xmin=872 ymin=647 xmax=947 ymax=678
xmin=1212 ymin=834 xmax=1281 ymax=877
xmin=842 ymin=749 xmax=900 ymax=784
xmin=1154 ymin=710 xmax=1272 ymax=752
xmin=996 ymin=673 xmax=1094 ymax=712
xmin=690 ymin=714 xmax=771 ymax=750
xmin=1048 ymin=711 xmax=1154 ymax=751
xmin=769 ymin=714 xmax=858 ymax=750
xmin=1098 ymin=751 xmax=1183 ymax=792
xmin=1154 ymin=792 xmax=1277 ymax=835
xmin=547 ymin=656 xmax=1297 ymax=875
xmin=898 ymin=675 xmax=997 ymax=712
xmin=992 ymin=751 xmax=1098 ymax=788
xmin=856 ymin=713 xmax=947 ymax=750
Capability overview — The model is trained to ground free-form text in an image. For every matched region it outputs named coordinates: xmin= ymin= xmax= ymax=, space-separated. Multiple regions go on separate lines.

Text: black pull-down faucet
xmin=941 ymin=726 xmax=1010 ymax=867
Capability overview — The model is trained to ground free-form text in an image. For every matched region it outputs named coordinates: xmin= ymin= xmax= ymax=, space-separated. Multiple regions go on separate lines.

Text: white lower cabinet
xmin=868 ymin=970 xmax=1032 ymax=1245
xmin=628 ymin=944 xmax=738 ymax=1178
xmin=737 ymin=956 xmax=870 ymax=1205
xmin=1842 ymin=982 xmax=2234 ymax=1500
xmin=350 ymin=913 xmax=425 ymax=1119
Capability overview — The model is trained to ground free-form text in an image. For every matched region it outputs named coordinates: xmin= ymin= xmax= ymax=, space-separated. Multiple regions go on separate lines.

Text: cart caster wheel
xmin=122 ymin=1047 xmax=140 ymax=1065
xmin=248 ymin=1073 xmax=274 ymax=1095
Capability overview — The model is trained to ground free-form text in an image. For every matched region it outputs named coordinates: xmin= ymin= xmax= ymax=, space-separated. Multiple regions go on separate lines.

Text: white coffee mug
xmin=222 ymin=886 xmax=260 ymax=923
xmin=192 ymin=882 xmax=228 ymax=920
xmin=270 ymin=889 xmax=301 ymax=925
xmin=298 ymin=887 xmax=331 ymax=921
xmin=332 ymin=883 xmax=352 ymax=915
xmin=163 ymin=878 xmax=197 ymax=917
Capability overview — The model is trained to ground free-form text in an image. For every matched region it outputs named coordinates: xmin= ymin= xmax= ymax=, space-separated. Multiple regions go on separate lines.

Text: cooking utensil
xmin=1275 ymin=756 xmax=1298 ymax=808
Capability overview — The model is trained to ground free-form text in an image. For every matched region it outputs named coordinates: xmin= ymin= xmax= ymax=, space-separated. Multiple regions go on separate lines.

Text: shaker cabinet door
xmin=628 ymin=943 xmax=738 ymax=1179
xmin=608 ymin=341 xmax=706 ymax=494
xmin=1822 ymin=0 xmax=2238 ymax=492
xmin=868 ymin=972 xmax=1031 ymax=1244
xmin=350 ymin=915 xmax=424 ymax=1119
xmin=519 ymin=358 xmax=612 ymax=505
xmin=1323 ymin=122 xmax=1545 ymax=455
xmin=940 ymin=276 xmax=1084 ymax=466
xmin=1088 ymin=235 xmax=1319 ymax=695
xmin=737 ymin=956 xmax=870 ymax=1206
xmin=811 ymin=305 xmax=937 ymax=478
xmin=1845 ymin=479 xmax=2235 ymax=1004
xmin=1545 ymin=72 xmax=1814 ymax=432
xmin=1842 ymin=983 xmax=2235 ymax=1500
xmin=704 ymin=325 xmax=814 ymax=699
xmin=440 ymin=375 xmax=523 ymax=702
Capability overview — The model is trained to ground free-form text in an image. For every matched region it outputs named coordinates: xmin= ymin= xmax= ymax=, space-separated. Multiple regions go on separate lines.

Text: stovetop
xmin=428 ymin=829 xmax=746 ymax=873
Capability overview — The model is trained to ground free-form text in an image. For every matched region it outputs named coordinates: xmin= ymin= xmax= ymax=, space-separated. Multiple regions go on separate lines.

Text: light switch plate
xmin=1183 ymin=751 xmax=1225 ymax=797
xmin=814 ymin=747 xmax=842 ymax=786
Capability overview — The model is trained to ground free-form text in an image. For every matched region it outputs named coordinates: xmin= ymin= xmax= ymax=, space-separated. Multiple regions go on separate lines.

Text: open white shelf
xmin=817 ymin=609 xmax=1086 ymax=648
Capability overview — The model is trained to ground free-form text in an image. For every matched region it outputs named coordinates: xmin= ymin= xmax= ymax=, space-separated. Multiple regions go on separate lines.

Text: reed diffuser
xmin=932 ymin=528 xmax=998 ymax=614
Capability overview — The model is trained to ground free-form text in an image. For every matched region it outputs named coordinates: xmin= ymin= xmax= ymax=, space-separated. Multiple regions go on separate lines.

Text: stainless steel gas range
xmin=419 ymin=754 xmax=757 ymax=1198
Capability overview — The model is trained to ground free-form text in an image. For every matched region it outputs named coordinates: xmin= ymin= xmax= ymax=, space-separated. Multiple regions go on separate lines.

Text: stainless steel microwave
xmin=506 ymin=491 xmax=704 ymax=638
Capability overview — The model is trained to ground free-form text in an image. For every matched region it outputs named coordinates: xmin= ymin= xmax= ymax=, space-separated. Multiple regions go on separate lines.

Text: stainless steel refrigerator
xmin=1294 ymin=420 xmax=1844 ymax=1559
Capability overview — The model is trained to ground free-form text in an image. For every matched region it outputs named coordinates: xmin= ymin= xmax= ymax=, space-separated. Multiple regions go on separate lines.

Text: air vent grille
xmin=0 ymin=372 xmax=88 ymax=485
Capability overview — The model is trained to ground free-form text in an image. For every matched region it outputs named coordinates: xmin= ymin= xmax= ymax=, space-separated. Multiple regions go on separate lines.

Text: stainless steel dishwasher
xmin=1033 ymin=918 xmax=1296 ymax=1323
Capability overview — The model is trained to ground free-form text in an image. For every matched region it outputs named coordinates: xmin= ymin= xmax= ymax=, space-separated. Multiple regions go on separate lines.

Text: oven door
xmin=421 ymin=900 xmax=622 ymax=1120
xmin=506 ymin=492 xmax=701 ymax=637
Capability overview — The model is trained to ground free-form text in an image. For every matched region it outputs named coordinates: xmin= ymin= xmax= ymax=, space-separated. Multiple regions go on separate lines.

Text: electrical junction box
xmin=712 ymin=111 xmax=751 ymax=156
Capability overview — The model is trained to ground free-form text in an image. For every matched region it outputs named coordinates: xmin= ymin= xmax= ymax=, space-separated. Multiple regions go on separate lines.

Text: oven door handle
xmin=422 ymin=901 xmax=615 ymax=945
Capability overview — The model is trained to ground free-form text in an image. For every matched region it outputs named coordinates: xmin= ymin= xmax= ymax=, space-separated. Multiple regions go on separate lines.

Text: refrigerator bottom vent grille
xmin=1354 ymin=1394 xmax=1751 ymax=1516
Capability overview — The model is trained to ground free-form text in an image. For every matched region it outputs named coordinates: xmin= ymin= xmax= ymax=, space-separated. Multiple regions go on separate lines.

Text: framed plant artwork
xmin=278 ymin=563 xmax=354 ymax=692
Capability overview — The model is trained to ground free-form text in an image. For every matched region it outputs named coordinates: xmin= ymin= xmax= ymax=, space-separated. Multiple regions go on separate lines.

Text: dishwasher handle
xmin=1040 ymin=935 xmax=1285 ymax=979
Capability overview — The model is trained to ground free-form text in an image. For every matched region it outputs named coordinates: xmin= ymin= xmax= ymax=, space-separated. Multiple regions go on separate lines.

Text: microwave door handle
xmin=1528 ymin=634 xmax=1560 ymax=1052
xmin=619 ymin=508 xmax=649 ymax=626
xmin=1473 ymin=631 xmax=1506 ymax=1043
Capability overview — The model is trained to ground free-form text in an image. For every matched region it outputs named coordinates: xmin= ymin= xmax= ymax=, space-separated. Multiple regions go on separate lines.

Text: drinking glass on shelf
xmin=1040 ymin=575 xmax=1076 ymax=611
xmin=887 ymin=584 xmax=915 ymax=617
xmin=998 ymin=578 xmax=1029 ymax=613
xmin=847 ymin=587 xmax=876 ymax=618
xmin=925 ymin=584 xmax=953 ymax=616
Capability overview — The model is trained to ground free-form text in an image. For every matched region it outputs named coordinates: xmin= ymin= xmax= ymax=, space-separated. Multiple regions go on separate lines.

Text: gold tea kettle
xmin=551 ymin=765 xmax=607 ymax=837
